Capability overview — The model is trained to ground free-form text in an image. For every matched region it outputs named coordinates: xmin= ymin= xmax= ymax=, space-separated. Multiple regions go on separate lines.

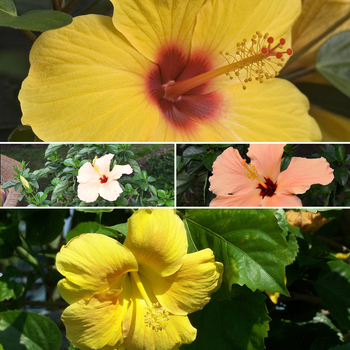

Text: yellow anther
xmin=242 ymin=160 xmax=268 ymax=189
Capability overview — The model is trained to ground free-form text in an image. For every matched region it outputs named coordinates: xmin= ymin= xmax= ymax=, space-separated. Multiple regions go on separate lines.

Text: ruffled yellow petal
xmin=192 ymin=0 xmax=300 ymax=63
xmin=122 ymin=277 xmax=197 ymax=350
xmin=111 ymin=0 xmax=206 ymax=62
xmin=143 ymin=249 xmax=223 ymax=316
xmin=62 ymin=287 xmax=130 ymax=350
xmin=217 ymin=78 xmax=321 ymax=141
xmin=19 ymin=15 xmax=159 ymax=142
xmin=125 ymin=209 xmax=188 ymax=277
xmin=56 ymin=233 xmax=138 ymax=304
xmin=309 ymin=104 xmax=350 ymax=141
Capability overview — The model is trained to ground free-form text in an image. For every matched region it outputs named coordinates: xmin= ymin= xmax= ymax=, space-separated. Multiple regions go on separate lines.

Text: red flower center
xmin=99 ymin=175 xmax=108 ymax=184
xmin=258 ymin=178 xmax=277 ymax=198
xmin=146 ymin=44 xmax=221 ymax=130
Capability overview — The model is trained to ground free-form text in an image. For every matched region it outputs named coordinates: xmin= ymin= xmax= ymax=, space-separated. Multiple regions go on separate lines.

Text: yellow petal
xmin=217 ymin=78 xmax=321 ymax=141
xmin=111 ymin=0 xmax=206 ymax=62
xmin=309 ymin=104 xmax=350 ymax=141
xmin=193 ymin=0 xmax=301 ymax=62
xmin=122 ymin=277 xmax=197 ymax=350
xmin=56 ymin=233 xmax=138 ymax=304
xmin=125 ymin=209 xmax=188 ymax=277
xmin=144 ymin=249 xmax=223 ymax=316
xmin=19 ymin=15 xmax=159 ymax=141
xmin=62 ymin=287 xmax=130 ymax=350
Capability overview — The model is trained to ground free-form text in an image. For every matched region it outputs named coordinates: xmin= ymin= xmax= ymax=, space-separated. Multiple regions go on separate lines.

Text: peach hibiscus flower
xmin=209 ymin=144 xmax=334 ymax=207
xmin=77 ymin=153 xmax=133 ymax=203
xmin=19 ymin=0 xmax=320 ymax=141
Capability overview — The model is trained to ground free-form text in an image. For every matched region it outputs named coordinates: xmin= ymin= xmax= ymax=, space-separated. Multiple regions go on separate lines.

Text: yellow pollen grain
xmin=241 ymin=160 xmax=268 ymax=189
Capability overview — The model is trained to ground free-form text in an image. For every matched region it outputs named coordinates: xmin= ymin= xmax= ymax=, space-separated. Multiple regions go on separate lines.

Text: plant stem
xmin=62 ymin=0 xmax=80 ymax=13
xmin=53 ymin=0 xmax=61 ymax=10
xmin=279 ymin=65 xmax=316 ymax=81
xmin=21 ymin=30 xmax=37 ymax=43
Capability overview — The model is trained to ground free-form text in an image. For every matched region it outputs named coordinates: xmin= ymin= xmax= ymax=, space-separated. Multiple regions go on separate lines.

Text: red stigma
xmin=276 ymin=52 xmax=283 ymax=59
xmin=286 ymin=48 xmax=293 ymax=55
xmin=267 ymin=37 xmax=274 ymax=44
xmin=100 ymin=175 xmax=108 ymax=184
xmin=279 ymin=38 xmax=286 ymax=45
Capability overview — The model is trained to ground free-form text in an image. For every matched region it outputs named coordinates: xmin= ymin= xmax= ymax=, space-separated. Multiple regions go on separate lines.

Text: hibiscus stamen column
xmin=92 ymin=158 xmax=108 ymax=184
xmin=130 ymin=271 xmax=170 ymax=332
xmin=241 ymin=160 xmax=268 ymax=189
xmin=162 ymin=32 xmax=293 ymax=100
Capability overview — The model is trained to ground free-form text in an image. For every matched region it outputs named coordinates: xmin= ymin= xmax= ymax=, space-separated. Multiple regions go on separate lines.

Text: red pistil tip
xmin=261 ymin=47 xmax=268 ymax=55
xmin=276 ymin=52 xmax=283 ymax=59
xmin=267 ymin=37 xmax=274 ymax=44
xmin=286 ymin=48 xmax=293 ymax=55
xmin=279 ymin=38 xmax=286 ymax=45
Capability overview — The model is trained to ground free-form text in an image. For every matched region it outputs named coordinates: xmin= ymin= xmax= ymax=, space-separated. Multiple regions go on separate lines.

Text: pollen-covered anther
xmin=222 ymin=31 xmax=293 ymax=89
xmin=242 ymin=160 xmax=268 ymax=189
xmin=144 ymin=302 xmax=170 ymax=332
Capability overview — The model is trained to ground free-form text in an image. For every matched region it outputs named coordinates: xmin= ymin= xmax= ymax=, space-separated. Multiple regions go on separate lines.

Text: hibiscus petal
xmin=277 ymin=157 xmax=334 ymax=194
xmin=122 ymin=278 xmax=196 ymax=350
xmin=247 ymin=144 xmax=285 ymax=183
xmin=62 ymin=288 xmax=129 ymax=350
xmin=125 ymin=209 xmax=187 ymax=277
xmin=19 ymin=15 xmax=160 ymax=141
xmin=209 ymin=147 xmax=258 ymax=195
xmin=143 ymin=249 xmax=223 ymax=316
xmin=209 ymin=191 xmax=262 ymax=207
xmin=261 ymin=193 xmax=303 ymax=207
xmin=109 ymin=164 xmax=134 ymax=180
xmin=216 ymin=78 xmax=321 ymax=141
xmin=98 ymin=180 xmax=124 ymax=202
xmin=77 ymin=182 xmax=101 ymax=203
xmin=111 ymin=0 xmax=206 ymax=62
xmin=192 ymin=0 xmax=300 ymax=62
xmin=95 ymin=154 xmax=114 ymax=176
xmin=77 ymin=162 xmax=99 ymax=184
xmin=56 ymin=234 xmax=138 ymax=304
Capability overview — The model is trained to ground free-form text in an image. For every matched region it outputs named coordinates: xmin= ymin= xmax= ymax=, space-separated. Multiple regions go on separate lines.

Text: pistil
xmin=130 ymin=271 xmax=169 ymax=332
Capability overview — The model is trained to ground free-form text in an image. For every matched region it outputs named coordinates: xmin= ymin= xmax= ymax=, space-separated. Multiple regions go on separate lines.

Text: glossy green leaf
xmin=184 ymin=209 xmax=289 ymax=295
xmin=0 ymin=0 xmax=16 ymax=15
xmin=334 ymin=144 xmax=346 ymax=163
xmin=66 ymin=221 xmax=106 ymax=242
xmin=51 ymin=179 xmax=69 ymax=201
xmin=334 ymin=167 xmax=348 ymax=186
xmin=21 ymin=209 xmax=68 ymax=245
xmin=44 ymin=144 xmax=63 ymax=158
xmin=128 ymin=159 xmax=141 ymax=173
xmin=0 ymin=310 xmax=62 ymax=350
xmin=0 ymin=9 xmax=72 ymax=31
xmin=0 ymin=275 xmax=23 ymax=301
xmin=202 ymin=152 xmax=217 ymax=172
xmin=182 ymin=286 xmax=270 ymax=350
xmin=316 ymin=31 xmax=350 ymax=97
xmin=0 ymin=223 xmax=21 ymax=259
xmin=314 ymin=260 xmax=350 ymax=329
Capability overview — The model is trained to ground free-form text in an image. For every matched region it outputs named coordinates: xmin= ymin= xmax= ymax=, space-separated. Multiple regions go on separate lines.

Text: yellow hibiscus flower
xmin=19 ymin=0 xmax=320 ymax=141
xmin=56 ymin=209 xmax=223 ymax=350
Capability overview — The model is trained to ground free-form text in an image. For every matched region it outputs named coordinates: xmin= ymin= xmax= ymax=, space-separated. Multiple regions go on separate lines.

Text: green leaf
xmin=66 ymin=221 xmax=106 ymax=242
xmin=1 ymin=180 xmax=18 ymax=189
xmin=107 ymin=222 xmax=128 ymax=236
xmin=184 ymin=209 xmax=290 ymax=295
xmin=182 ymin=286 xmax=270 ymax=350
xmin=105 ymin=144 xmax=120 ymax=154
xmin=63 ymin=158 xmax=76 ymax=167
xmin=0 ymin=223 xmax=21 ymax=259
xmin=0 ymin=9 xmax=72 ymax=31
xmin=334 ymin=144 xmax=346 ymax=163
xmin=202 ymin=152 xmax=217 ymax=172
xmin=21 ymin=209 xmax=68 ymax=245
xmin=334 ymin=167 xmax=348 ymax=186
xmin=316 ymin=31 xmax=350 ymax=97
xmin=128 ymin=159 xmax=141 ymax=173
xmin=0 ymin=275 xmax=23 ymax=301
xmin=51 ymin=179 xmax=70 ymax=202
xmin=0 ymin=0 xmax=16 ymax=16
xmin=0 ymin=310 xmax=62 ymax=350
xmin=44 ymin=144 xmax=62 ymax=158
xmin=314 ymin=260 xmax=350 ymax=329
